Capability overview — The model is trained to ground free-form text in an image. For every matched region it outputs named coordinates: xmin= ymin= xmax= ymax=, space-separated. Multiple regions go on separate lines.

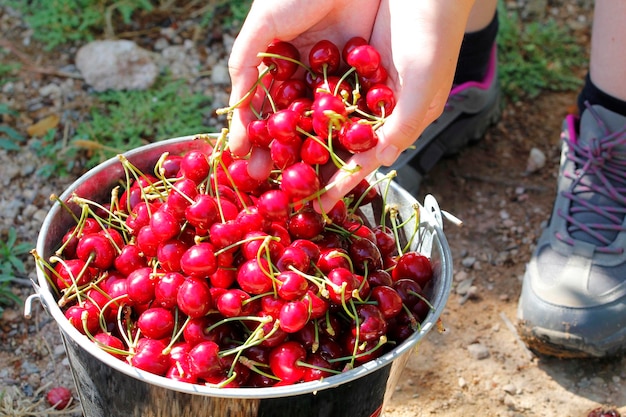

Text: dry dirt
xmin=2 ymin=2 xmax=626 ymax=417
xmin=386 ymin=91 xmax=626 ymax=417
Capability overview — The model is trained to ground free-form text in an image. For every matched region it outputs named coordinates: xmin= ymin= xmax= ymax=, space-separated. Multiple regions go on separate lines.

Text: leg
xmin=518 ymin=0 xmax=626 ymax=358
xmin=387 ymin=0 xmax=500 ymax=194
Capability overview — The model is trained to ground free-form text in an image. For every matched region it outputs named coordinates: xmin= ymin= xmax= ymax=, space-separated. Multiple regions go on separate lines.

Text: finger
xmin=247 ymin=146 xmax=273 ymax=180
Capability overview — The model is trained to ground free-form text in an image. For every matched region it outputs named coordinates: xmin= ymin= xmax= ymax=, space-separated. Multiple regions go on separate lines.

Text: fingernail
xmin=377 ymin=145 xmax=400 ymax=166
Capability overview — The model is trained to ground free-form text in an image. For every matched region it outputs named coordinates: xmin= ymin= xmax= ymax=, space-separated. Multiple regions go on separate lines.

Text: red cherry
xmin=241 ymin=231 xmax=284 ymax=262
xmin=367 ymin=269 xmax=394 ymax=287
xmin=391 ymin=251 xmax=433 ymax=287
xmin=311 ymin=93 xmax=347 ymax=138
xmin=209 ymin=220 xmax=243 ymax=250
xmin=371 ymin=285 xmax=403 ymax=319
xmin=64 ymin=304 xmax=99 ymax=335
xmin=180 ymin=149 xmax=210 ymax=184
xmin=302 ymin=353 xmax=334 ymax=382
xmin=216 ymin=288 xmax=251 ymax=317
xmin=267 ymin=109 xmax=301 ymax=143
xmin=93 ymin=332 xmax=126 ymax=360
xmin=114 ymin=244 xmax=147 ymax=277
xmin=177 ymin=277 xmax=213 ymax=318
xmin=341 ymin=36 xmax=368 ymax=63
xmin=126 ymin=267 xmax=156 ymax=305
xmin=339 ymin=120 xmax=378 ymax=153
xmin=269 ymin=341 xmax=307 ymax=383
xmin=348 ymin=237 xmax=383 ymax=274
xmin=135 ymin=225 xmax=159 ymax=258
xmin=359 ymin=65 xmax=388 ymax=90
xmin=149 ymin=207 xmax=181 ymax=242
xmin=263 ymin=40 xmax=301 ymax=81
xmin=352 ymin=304 xmax=388 ymax=341
xmin=288 ymin=207 xmax=325 ymax=240
xmin=76 ymin=233 xmax=116 ymax=270
xmin=157 ymin=239 xmax=188 ymax=272
xmin=236 ymin=205 xmax=272 ymax=234
xmin=270 ymin=136 xmax=302 ymax=170
xmin=131 ymin=338 xmax=170 ymax=376
xmin=313 ymin=76 xmax=352 ymax=100
xmin=344 ymin=334 xmax=383 ymax=364
xmin=275 ymin=270 xmax=309 ymax=300
xmin=279 ymin=300 xmax=310 ymax=333
xmin=185 ymin=194 xmax=219 ymax=230
xmin=308 ymin=39 xmax=341 ymax=75
xmin=209 ymin=266 xmax=237 ymax=289
xmin=180 ymin=243 xmax=217 ymax=279
xmin=302 ymin=289 xmax=329 ymax=319
xmin=366 ymin=83 xmax=396 ymax=117
xmin=137 ymin=307 xmax=175 ymax=340
xmin=300 ymin=136 xmax=330 ymax=165
xmin=46 ymin=386 xmax=72 ymax=410
xmin=326 ymin=267 xmax=359 ymax=304
xmin=154 ymin=272 xmax=186 ymax=309
xmin=166 ymin=178 xmax=198 ymax=219
xmin=228 ymin=159 xmax=265 ymax=192
xmin=125 ymin=201 xmax=153 ymax=234
xmin=280 ymin=162 xmax=321 ymax=202
xmin=237 ymin=258 xmax=273 ymax=295
xmin=346 ymin=44 xmax=381 ymax=77
xmin=247 ymin=119 xmax=273 ymax=148
xmin=273 ymin=79 xmax=308 ymax=109
xmin=257 ymin=189 xmax=291 ymax=222
xmin=53 ymin=258 xmax=95 ymax=289
xmin=189 ymin=341 xmax=222 ymax=378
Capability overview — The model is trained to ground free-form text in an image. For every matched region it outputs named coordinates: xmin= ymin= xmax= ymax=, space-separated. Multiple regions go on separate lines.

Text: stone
xmin=467 ymin=343 xmax=490 ymax=360
xmin=75 ymin=40 xmax=158 ymax=91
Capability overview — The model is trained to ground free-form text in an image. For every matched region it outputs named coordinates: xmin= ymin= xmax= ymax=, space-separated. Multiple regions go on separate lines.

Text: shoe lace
xmin=556 ymin=106 xmax=626 ymax=254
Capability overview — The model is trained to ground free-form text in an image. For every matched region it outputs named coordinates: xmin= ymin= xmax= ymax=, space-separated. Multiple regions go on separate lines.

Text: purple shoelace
xmin=556 ymin=106 xmax=626 ymax=254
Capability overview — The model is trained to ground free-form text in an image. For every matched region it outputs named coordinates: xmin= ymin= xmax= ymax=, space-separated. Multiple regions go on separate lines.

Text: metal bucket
xmin=27 ymin=135 xmax=453 ymax=417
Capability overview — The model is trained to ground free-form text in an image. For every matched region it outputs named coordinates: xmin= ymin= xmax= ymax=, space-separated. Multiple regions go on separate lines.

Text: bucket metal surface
xmin=30 ymin=135 xmax=453 ymax=417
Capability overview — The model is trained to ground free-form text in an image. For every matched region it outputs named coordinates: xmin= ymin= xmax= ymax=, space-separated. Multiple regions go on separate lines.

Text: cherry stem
xmin=163 ymin=314 xmax=192 ymax=355
xmin=31 ymin=250 xmax=62 ymax=299
xmin=238 ymin=356 xmax=280 ymax=381
xmin=328 ymin=336 xmax=389 ymax=367
xmin=295 ymin=360 xmax=341 ymax=375
xmin=49 ymin=193 xmax=80 ymax=224
xmin=256 ymin=52 xmax=313 ymax=76
xmin=215 ymin=66 xmax=272 ymax=116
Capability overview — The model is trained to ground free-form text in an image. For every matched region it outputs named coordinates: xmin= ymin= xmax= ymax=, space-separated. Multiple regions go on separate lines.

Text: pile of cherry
xmin=36 ymin=37 xmax=436 ymax=388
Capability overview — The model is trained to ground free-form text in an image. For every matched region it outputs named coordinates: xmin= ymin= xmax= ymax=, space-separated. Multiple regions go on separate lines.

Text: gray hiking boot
xmin=382 ymin=46 xmax=502 ymax=195
xmin=518 ymin=104 xmax=626 ymax=358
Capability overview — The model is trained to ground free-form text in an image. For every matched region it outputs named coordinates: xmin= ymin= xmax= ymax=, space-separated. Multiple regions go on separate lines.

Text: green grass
xmin=7 ymin=0 xmax=252 ymax=51
xmin=497 ymin=2 xmax=587 ymax=102
xmin=71 ymin=75 xmax=214 ymax=170
xmin=6 ymin=0 xmax=154 ymax=50
xmin=0 ymin=228 xmax=31 ymax=315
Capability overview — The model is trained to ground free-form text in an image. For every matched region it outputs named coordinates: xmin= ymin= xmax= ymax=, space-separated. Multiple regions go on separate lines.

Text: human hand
xmin=227 ymin=0 xmax=475 ymax=212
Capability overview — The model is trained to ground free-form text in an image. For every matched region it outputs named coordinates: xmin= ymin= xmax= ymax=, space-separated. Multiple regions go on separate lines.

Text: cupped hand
xmin=227 ymin=0 xmax=475 ymax=212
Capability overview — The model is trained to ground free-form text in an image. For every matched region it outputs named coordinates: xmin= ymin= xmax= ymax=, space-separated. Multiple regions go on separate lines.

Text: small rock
xmin=53 ymin=345 xmax=66 ymax=358
xmin=75 ymin=40 xmax=158 ymax=91
xmin=503 ymin=383 xmax=518 ymax=395
xmin=526 ymin=147 xmax=546 ymax=174
xmin=461 ymin=256 xmax=476 ymax=268
xmin=210 ymin=60 xmax=231 ymax=85
xmin=456 ymin=278 xmax=474 ymax=295
xmin=467 ymin=343 xmax=490 ymax=360
xmin=454 ymin=270 xmax=469 ymax=282
xmin=458 ymin=377 xmax=468 ymax=388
